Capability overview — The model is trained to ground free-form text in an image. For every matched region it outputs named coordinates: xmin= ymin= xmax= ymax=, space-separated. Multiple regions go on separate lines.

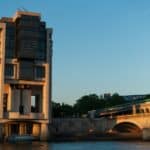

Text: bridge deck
xmin=95 ymin=99 xmax=150 ymax=117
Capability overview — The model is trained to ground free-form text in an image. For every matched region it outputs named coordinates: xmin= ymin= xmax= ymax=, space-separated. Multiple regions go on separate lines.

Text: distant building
xmin=0 ymin=11 xmax=52 ymax=140
xmin=103 ymin=93 xmax=111 ymax=99
xmin=122 ymin=94 xmax=147 ymax=101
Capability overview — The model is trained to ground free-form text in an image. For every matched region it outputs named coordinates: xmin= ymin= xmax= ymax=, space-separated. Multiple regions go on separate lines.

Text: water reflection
xmin=0 ymin=141 xmax=150 ymax=150
xmin=0 ymin=142 xmax=50 ymax=150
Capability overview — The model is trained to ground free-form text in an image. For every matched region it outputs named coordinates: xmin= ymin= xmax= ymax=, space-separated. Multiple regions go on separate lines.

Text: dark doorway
xmin=11 ymin=124 xmax=19 ymax=135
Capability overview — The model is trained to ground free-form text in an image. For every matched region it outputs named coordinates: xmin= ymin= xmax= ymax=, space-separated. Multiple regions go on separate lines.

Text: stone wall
xmin=50 ymin=118 xmax=116 ymax=140
xmin=50 ymin=118 xmax=146 ymax=141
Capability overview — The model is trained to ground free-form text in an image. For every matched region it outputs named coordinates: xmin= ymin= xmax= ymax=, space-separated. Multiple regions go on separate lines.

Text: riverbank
xmin=51 ymin=118 xmax=148 ymax=142
xmin=50 ymin=132 xmax=142 ymax=142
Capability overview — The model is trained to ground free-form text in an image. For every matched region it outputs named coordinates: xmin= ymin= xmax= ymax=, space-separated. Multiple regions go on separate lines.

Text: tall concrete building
xmin=0 ymin=11 xmax=52 ymax=140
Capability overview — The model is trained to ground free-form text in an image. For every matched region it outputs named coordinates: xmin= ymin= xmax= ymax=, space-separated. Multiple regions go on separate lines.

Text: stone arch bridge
xmin=52 ymin=100 xmax=150 ymax=140
xmin=96 ymin=100 xmax=150 ymax=140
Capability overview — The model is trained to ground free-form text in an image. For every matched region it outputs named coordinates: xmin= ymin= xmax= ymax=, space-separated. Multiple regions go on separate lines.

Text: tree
xmin=52 ymin=101 xmax=62 ymax=117
xmin=61 ymin=103 xmax=74 ymax=117
xmin=73 ymin=94 xmax=103 ymax=116
xmin=52 ymin=93 xmax=126 ymax=118
xmin=73 ymin=93 xmax=126 ymax=117
xmin=108 ymin=93 xmax=126 ymax=107
xmin=52 ymin=101 xmax=74 ymax=118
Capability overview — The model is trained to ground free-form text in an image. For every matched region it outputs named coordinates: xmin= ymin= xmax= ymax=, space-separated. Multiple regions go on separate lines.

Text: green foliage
xmin=145 ymin=94 xmax=150 ymax=99
xmin=52 ymin=93 xmax=126 ymax=118
xmin=74 ymin=94 xmax=104 ymax=116
xmin=61 ymin=103 xmax=74 ymax=117
xmin=52 ymin=102 xmax=73 ymax=118
xmin=106 ymin=93 xmax=126 ymax=107
xmin=52 ymin=102 xmax=62 ymax=117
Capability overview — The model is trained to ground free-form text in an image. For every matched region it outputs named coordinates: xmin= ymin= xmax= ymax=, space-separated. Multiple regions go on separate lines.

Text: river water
xmin=0 ymin=141 xmax=150 ymax=150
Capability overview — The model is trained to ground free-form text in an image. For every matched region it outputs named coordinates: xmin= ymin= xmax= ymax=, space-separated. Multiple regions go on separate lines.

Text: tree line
xmin=52 ymin=93 xmax=127 ymax=118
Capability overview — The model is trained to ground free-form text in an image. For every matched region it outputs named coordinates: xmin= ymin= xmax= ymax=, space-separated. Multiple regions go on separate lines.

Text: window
xmin=31 ymin=95 xmax=40 ymax=112
xmin=26 ymin=123 xmax=33 ymax=134
xmin=5 ymin=64 xmax=14 ymax=77
xmin=11 ymin=124 xmax=19 ymax=135
xmin=6 ymin=26 xmax=15 ymax=37
xmin=39 ymin=41 xmax=45 ymax=50
xmin=49 ymin=32 xmax=52 ymax=39
xmin=3 ymin=94 xmax=8 ymax=112
xmin=36 ymin=51 xmax=46 ymax=60
xmin=35 ymin=66 xmax=45 ymax=79
xmin=5 ymin=37 xmax=15 ymax=58
xmin=5 ymin=49 xmax=14 ymax=58
xmin=20 ymin=61 xmax=34 ymax=80
xmin=21 ymin=40 xmax=38 ymax=49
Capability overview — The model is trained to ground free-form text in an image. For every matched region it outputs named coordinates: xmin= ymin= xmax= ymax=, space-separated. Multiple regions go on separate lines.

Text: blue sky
xmin=1 ymin=0 xmax=150 ymax=104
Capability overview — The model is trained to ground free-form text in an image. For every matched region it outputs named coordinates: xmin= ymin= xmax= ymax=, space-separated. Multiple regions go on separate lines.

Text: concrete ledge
xmin=4 ymin=112 xmax=44 ymax=120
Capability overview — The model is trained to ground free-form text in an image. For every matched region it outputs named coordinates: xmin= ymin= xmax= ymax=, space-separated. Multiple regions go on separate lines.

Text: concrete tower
xmin=0 ymin=11 xmax=52 ymax=141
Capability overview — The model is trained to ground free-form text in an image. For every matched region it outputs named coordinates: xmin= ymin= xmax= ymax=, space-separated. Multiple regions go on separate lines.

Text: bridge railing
xmin=95 ymin=99 xmax=150 ymax=117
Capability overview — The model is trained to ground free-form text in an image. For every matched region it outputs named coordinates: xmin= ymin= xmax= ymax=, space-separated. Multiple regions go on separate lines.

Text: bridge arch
xmin=112 ymin=122 xmax=142 ymax=133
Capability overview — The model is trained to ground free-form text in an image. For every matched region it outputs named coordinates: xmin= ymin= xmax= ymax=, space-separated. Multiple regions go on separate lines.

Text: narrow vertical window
xmin=31 ymin=95 xmax=40 ymax=112
xmin=5 ymin=64 xmax=14 ymax=77
xmin=35 ymin=66 xmax=45 ymax=79
xmin=3 ymin=94 xmax=8 ymax=112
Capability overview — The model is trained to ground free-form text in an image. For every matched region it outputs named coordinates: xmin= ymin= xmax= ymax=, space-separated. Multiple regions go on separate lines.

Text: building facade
xmin=0 ymin=11 xmax=52 ymax=140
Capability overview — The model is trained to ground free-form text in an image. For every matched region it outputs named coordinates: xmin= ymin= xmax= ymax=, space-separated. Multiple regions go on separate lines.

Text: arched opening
xmin=112 ymin=122 xmax=142 ymax=139
xmin=113 ymin=122 xmax=141 ymax=133
xmin=146 ymin=108 xmax=150 ymax=113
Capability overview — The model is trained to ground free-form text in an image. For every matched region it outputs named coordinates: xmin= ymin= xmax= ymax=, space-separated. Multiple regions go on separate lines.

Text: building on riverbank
xmin=0 ymin=11 xmax=52 ymax=141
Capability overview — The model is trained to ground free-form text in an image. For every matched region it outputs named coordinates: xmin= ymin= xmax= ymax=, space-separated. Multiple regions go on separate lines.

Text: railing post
xmin=132 ymin=105 xmax=136 ymax=114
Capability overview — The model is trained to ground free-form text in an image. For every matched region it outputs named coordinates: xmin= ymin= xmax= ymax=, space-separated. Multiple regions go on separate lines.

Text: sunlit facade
xmin=0 ymin=11 xmax=52 ymax=140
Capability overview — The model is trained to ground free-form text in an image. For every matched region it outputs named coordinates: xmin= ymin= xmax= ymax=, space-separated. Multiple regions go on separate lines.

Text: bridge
xmin=52 ymin=99 xmax=150 ymax=140
xmin=94 ymin=99 xmax=150 ymax=140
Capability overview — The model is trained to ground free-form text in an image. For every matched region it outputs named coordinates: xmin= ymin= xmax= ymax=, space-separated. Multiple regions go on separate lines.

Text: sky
xmin=1 ymin=0 xmax=150 ymax=104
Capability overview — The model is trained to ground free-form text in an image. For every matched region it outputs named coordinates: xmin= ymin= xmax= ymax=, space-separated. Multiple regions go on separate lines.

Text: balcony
xmin=4 ymin=112 xmax=44 ymax=120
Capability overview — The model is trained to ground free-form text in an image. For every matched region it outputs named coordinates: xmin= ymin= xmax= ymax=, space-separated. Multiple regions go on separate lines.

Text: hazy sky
xmin=1 ymin=0 xmax=150 ymax=104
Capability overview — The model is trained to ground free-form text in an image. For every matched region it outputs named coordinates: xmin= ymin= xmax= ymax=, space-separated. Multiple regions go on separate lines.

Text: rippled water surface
xmin=0 ymin=141 xmax=150 ymax=150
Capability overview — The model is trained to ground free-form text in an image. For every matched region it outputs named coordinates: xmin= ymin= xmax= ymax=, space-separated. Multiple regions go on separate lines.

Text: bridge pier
xmin=142 ymin=128 xmax=150 ymax=140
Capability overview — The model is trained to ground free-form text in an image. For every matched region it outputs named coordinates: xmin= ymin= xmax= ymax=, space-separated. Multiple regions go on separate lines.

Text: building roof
xmin=13 ymin=11 xmax=41 ymax=21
